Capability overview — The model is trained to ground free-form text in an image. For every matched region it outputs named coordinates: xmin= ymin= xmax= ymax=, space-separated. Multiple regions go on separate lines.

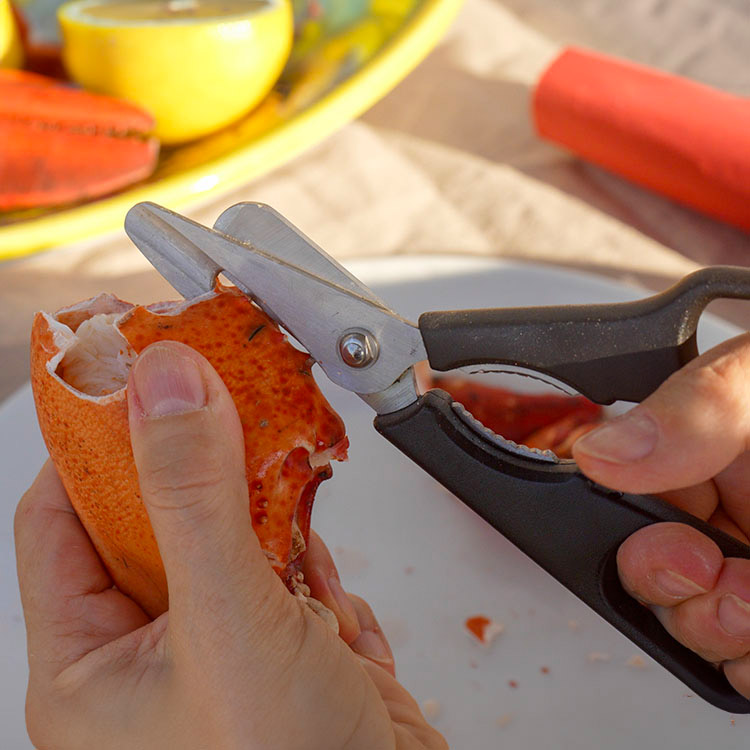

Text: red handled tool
xmin=533 ymin=47 xmax=750 ymax=232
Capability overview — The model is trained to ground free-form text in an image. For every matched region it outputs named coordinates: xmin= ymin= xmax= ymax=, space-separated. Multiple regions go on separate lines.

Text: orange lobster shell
xmin=0 ymin=69 xmax=158 ymax=210
xmin=31 ymin=286 xmax=348 ymax=618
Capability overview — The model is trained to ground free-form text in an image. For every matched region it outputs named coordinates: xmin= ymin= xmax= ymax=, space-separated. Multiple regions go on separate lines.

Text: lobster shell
xmin=30 ymin=286 xmax=348 ymax=618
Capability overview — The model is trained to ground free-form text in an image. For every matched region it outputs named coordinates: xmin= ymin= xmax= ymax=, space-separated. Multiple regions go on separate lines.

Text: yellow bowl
xmin=0 ymin=0 xmax=464 ymax=260
xmin=0 ymin=0 xmax=24 ymax=68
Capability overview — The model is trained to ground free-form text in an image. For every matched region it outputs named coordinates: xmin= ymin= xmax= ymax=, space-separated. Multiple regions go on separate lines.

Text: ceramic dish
xmin=0 ymin=0 xmax=462 ymax=260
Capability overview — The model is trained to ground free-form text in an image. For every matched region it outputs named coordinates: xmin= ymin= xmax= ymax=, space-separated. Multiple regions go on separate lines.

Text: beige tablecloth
xmin=2 ymin=0 xmax=749 ymax=403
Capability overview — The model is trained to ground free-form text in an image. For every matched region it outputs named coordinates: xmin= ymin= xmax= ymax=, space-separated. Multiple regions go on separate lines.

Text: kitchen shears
xmin=125 ymin=201 xmax=750 ymax=714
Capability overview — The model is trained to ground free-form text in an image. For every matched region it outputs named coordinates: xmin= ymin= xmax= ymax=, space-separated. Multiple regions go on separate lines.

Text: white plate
xmin=1 ymin=256 xmax=746 ymax=748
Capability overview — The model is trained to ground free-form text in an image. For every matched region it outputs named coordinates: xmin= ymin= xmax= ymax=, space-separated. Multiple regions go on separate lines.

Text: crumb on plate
xmin=626 ymin=654 xmax=647 ymax=669
xmin=587 ymin=651 xmax=611 ymax=663
xmin=464 ymin=615 xmax=504 ymax=646
xmin=496 ymin=713 xmax=514 ymax=728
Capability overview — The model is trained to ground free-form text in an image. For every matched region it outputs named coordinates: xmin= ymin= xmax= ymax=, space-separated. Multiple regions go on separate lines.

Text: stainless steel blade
xmin=126 ymin=203 xmax=427 ymax=396
xmin=125 ymin=203 xmax=221 ymax=298
xmin=214 ymin=203 xmax=388 ymax=308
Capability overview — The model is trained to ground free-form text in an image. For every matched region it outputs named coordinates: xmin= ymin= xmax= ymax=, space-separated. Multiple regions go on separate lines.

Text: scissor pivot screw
xmin=339 ymin=330 xmax=379 ymax=368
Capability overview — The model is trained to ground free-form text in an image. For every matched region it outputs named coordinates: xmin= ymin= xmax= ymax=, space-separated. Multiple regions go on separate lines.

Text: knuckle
xmin=704 ymin=353 xmax=744 ymax=392
xmin=145 ymin=486 xmax=226 ymax=534
xmin=13 ymin=494 xmax=30 ymax=542
xmin=135 ymin=412 xmax=248 ymax=527
xmin=14 ymin=485 xmax=41 ymax=541
xmin=688 ymin=345 xmax=750 ymax=415
xmin=145 ymin=451 xmax=224 ymax=495
xmin=663 ymin=616 xmax=717 ymax=661
xmin=691 ymin=361 xmax=736 ymax=404
xmin=141 ymin=452 xmax=230 ymax=518
xmin=51 ymin=597 xmax=113 ymax=657
xmin=668 ymin=605 xmax=748 ymax=663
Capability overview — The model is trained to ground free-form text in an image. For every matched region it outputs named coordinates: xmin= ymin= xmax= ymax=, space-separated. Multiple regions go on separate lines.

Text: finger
xmin=707 ymin=506 xmax=749 ymax=543
xmin=657 ymin=482 xmax=719 ymax=521
xmin=714 ymin=451 xmax=750 ymax=539
xmin=653 ymin=558 xmax=750 ymax=663
xmin=14 ymin=461 xmax=149 ymax=679
xmin=616 ymin=523 xmax=724 ymax=607
xmin=300 ymin=531 xmax=361 ymax=643
xmin=573 ymin=333 xmax=750 ymax=506
xmin=724 ymin=653 xmax=750 ymax=699
xmin=348 ymin=593 xmax=395 ymax=677
xmin=356 ymin=658 xmax=449 ymax=749
xmin=127 ymin=342 xmax=289 ymax=640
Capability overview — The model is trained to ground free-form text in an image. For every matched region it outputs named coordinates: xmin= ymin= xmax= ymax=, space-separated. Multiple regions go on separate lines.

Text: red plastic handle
xmin=533 ymin=47 xmax=750 ymax=232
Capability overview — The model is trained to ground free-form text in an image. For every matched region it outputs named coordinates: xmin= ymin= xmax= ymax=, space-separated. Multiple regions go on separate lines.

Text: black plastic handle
xmin=419 ymin=265 xmax=750 ymax=403
xmin=375 ymin=390 xmax=750 ymax=713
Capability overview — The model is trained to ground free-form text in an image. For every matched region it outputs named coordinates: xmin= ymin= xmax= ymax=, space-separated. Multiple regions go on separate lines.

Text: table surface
xmin=2 ymin=0 xmax=749 ymax=402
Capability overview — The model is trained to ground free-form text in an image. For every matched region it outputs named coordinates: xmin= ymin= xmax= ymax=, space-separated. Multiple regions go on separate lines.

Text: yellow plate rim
xmin=0 ymin=0 xmax=464 ymax=261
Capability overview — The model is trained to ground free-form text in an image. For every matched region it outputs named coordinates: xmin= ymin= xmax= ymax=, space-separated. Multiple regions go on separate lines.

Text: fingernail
xmin=350 ymin=629 xmax=394 ymax=666
xmin=327 ymin=577 xmax=360 ymax=633
xmin=574 ymin=409 xmax=658 ymax=464
xmin=718 ymin=594 xmax=750 ymax=637
xmin=653 ymin=569 xmax=708 ymax=599
xmin=132 ymin=345 xmax=206 ymax=418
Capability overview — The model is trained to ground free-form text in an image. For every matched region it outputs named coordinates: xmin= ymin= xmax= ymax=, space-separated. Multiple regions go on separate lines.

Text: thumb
xmin=127 ymin=341 xmax=285 ymax=631
xmin=572 ymin=333 xmax=750 ymax=496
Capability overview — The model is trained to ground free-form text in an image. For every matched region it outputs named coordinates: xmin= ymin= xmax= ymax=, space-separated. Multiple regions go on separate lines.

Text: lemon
xmin=0 ymin=0 xmax=24 ymax=68
xmin=59 ymin=0 xmax=293 ymax=144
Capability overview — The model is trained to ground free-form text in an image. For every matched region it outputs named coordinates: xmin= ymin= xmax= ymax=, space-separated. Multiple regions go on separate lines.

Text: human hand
xmin=15 ymin=341 xmax=447 ymax=750
xmin=573 ymin=333 xmax=750 ymax=699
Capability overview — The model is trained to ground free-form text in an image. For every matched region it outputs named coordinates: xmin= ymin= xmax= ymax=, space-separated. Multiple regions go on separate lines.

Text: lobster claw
xmin=0 ymin=69 xmax=158 ymax=210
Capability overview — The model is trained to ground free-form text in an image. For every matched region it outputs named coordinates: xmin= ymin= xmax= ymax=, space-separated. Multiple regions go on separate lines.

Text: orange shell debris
xmin=464 ymin=614 xmax=505 ymax=645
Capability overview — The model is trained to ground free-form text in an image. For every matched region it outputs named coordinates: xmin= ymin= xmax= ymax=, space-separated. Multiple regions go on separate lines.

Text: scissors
xmin=125 ymin=200 xmax=750 ymax=714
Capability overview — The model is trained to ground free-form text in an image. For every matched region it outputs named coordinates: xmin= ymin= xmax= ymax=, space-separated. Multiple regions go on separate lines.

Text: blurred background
xmin=1 ymin=0 xmax=749 ymax=402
